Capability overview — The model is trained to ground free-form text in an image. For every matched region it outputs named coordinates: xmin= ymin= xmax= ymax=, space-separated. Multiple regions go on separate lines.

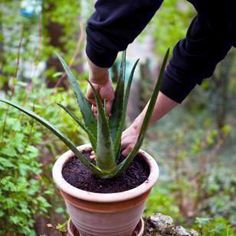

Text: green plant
xmin=194 ymin=217 xmax=236 ymax=236
xmin=150 ymin=0 xmax=194 ymax=55
xmin=145 ymin=185 xmax=182 ymax=220
xmin=0 ymin=49 xmax=169 ymax=179
xmin=0 ymin=104 xmax=51 ymax=236
xmin=0 ymin=77 xmax=89 ymax=235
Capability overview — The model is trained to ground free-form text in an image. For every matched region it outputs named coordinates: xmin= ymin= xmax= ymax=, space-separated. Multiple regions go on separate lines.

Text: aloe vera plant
xmin=0 ymin=49 xmax=169 ymax=179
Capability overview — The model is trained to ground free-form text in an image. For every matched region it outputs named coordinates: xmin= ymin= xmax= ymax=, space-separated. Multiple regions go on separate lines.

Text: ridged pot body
xmin=52 ymin=144 xmax=159 ymax=236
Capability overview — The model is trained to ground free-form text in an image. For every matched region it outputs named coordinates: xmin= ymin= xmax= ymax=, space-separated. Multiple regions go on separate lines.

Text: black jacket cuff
xmin=160 ymin=71 xmax=196 ymax=103
xmin=86 ymin=41 xmax=117 ymax=68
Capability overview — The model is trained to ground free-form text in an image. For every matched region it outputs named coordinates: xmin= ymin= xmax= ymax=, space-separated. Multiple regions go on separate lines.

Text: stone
xmin=174 ymin=226 xmax=191 ymax=236
xmin=150 ymin=213 xmax=174 ymax=233
xmin=143 ymin=213 xmax=199 ymax=236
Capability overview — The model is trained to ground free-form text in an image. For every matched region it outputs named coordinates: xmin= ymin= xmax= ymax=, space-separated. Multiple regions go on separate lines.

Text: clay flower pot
xmin=52 ymin=144 xmax=159 ymax=236
xmin=67 ymin=218 xmax=145 ymax=236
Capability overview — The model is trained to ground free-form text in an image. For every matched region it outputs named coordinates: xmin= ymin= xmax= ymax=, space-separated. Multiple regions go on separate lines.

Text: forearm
xmin=121 ymin=91 xmax=178 ymax=155
xmin=132 ymin=92 xmax=179 ymax=130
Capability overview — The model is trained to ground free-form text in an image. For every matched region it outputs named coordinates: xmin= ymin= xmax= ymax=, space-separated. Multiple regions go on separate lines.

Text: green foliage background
xmin=0 ymin=0 xmax=236 ymax=235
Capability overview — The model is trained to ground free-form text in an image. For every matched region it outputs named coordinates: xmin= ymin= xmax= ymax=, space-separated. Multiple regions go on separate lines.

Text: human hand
xmin=121 ymin=123 xmax=141 ymax=156
xmin=86 ymin=58 xmax=114 ymax=116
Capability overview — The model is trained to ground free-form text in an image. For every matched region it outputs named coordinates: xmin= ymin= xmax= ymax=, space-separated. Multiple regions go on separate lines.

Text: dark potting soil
xmin=62 ymin=149 xmax=150 ymax=193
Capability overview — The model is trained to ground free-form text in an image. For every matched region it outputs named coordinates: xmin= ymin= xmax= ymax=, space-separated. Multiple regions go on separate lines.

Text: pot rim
xmin=52 ymin=144 xmax=159 ymax=203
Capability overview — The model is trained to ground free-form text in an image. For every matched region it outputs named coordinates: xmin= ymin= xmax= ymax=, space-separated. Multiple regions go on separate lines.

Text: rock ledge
xmin=144 ymin=213 xmax=198 ymax=236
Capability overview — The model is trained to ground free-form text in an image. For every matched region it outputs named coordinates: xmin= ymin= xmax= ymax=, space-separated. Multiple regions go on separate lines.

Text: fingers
xmin=86 ymin=84 xmax=99 ymax=117
xmin=121 ymin=125 xmax=140 ymax=156
xmin=86 ymin=80 xmax=114 ymax=117
xmin=121 ymin=135 xmax=134 ymax=156
xmin=90 ymin=151 xmax=96 ymax=160
xmin=92 ymin=102 xmax=112 ymax=117
xmin=86 ymin=84 xmax=97 ymax=105
xmin=91 ymin=104 xmax=98 ymax=118
xmin=121 ymin=139 xmax=134 ymax=156
xmin=121 ymin=145 xmax=133 ymax=156
xmin=99 ymin=82 xmax=114 ymax=115
xmin=105 ymin=103 xmax=113 ymax=116
xmin=92 ymin=103 xmax=112 ymax=118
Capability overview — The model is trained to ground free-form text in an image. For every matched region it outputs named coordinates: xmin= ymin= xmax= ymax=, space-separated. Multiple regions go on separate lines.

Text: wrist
xmin=89 ymin=73 xmax=109 ymax=86
xmin=88 ymin=58 xmax=109 ymax=85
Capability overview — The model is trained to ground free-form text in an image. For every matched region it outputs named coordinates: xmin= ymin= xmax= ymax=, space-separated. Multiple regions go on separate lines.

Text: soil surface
xmin=62 ymin=149 xmax=150 ymax=193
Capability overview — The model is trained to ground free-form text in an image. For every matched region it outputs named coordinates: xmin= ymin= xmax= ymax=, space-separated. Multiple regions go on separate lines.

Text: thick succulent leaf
xmin=88 ymin=81 xmax=116 ymax=172
xmin=0 ymin=98 xmax=102 ymax=175
xmin=113 ymin=59 xmax=140 ymax=159
xmin=56 ymin=53 xmax=97 ymax=138
xmin=123 ymin=59 xmax=140 ymax=116
xmin=109 ymin=51 xmax=126 ymax=143
xmin=114 ymin=49 xmax=170 ymax=176
xmin=57 ymin=103 xmax=96 ymax=151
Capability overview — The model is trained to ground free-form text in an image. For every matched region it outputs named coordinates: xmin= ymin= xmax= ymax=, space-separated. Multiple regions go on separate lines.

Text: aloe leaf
xmin=87 ymin=81 xmax=116 ymax=172
xmin=109 ymin=51 xmax=126 ymax=143
xmin=114 ymin=49 xmax=170 ymax=176
xmin=56 ymin=53 xmax=97 ymax=138
xmin=57 ymin=103 xmax=96 ymax=151
xmin=123 ymin=59 xmax=139 ymax=119
xmin=113 ymin=59 xmax=140 ymax=159
xmin=0 ymin=98 xmax=102 ymax=176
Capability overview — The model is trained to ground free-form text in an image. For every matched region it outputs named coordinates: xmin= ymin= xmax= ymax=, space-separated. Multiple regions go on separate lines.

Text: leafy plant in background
xmin=200 ymin=168 xmax=236 ymax=228
xmin=0 ymin=102 xmax=50 ymax=236
xmin=150 ymin=0 xmax=194 ymax=54
xmin=0 ymin=78 xmax=89 ymax=235
xmin=194 ymin=217 xmax=236 ymax=236
xmin=0 ymin=49 xmax=169 ymax=179
xmin=145 ymin=184 xmax=182 ymax=221
xmin=0 ymin=0 xmax=82 ymax=90
xmin=1 ymin=0 xmax=235 ymax=234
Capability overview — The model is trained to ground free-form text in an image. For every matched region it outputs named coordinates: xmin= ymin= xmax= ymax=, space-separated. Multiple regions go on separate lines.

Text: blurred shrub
xmin=0 ymin=74 xmax=87 ymax=234
xmin=0 ymin=0 xmax=82 ymax=88
xmin=194 ymin=217 xmax=236 ymax=236
xmin=145 ymin=184 xmax=182 ymax=221
xmin=0 ymin=96 xmax=51 ymax=235
xmin=200 ymin=168 xmax=236 ymax=227
xmin=150 ymin=0 xmax=194 ymax=54
xmin=0 ymin=1 xmax=89 ymax=233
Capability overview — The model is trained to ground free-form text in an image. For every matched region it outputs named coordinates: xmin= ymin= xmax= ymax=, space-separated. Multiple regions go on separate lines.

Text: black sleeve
xmin=86 ymin=0 xmax=163 ymax=68
xmin=160 ymin=16 xmax=232 ymax=103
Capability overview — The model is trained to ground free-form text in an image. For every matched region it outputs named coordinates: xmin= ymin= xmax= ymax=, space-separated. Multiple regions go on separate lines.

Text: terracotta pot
xmin=67 ymin=218 xmax=144 ymax=236
xmin=52 ymin=144 xmax=159 ymax=236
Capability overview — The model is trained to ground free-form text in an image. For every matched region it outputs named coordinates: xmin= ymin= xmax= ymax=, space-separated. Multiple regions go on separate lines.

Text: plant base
xmin=67 ymin=218 xmax=144 ymax=236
